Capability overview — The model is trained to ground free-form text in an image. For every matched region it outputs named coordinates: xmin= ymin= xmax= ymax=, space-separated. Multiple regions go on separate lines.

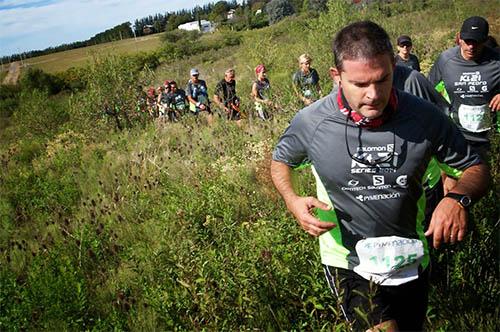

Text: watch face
xmin=460 ymin=196 xmax=472 ymax=207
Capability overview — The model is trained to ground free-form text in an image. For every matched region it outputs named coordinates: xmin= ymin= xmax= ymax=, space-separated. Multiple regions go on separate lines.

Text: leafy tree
xmin=266 ymin=0 xmax=295 ymax=24
xmin=210 ymin=1 xmax=231 ymax=22
xmin=303 ymin=0 xmax=327 ymax=12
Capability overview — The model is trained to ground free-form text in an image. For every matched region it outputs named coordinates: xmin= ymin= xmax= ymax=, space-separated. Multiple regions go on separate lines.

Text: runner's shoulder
xmin=481 ymin=46 xmax=500 ymax=63
xmin=397 ymin=90 xmax=449 ymax=127
xmin=435 ymin=46 xmax=461 ymax=66
xmin=293 ymin=92 xmax=339 ymax=125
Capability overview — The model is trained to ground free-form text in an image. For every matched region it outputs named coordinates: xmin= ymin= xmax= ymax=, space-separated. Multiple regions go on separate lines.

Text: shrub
xmin=0 ymin=85 xmax=20 ymax=118
xmin=266 ymin=0 xmax=295 ymax=25
xmin=19 ymin=68 xmax=64 ymax=95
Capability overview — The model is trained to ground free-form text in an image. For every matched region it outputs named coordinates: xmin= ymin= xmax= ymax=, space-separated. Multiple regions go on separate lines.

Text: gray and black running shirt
xmin=428 ymin=46 xmax=500 ymax=143
xmin=273 ymin=89 xmax=480 ymax=270
xmin=292 ymin=68 xmax=320 ymax=98
xmin=186 ymin=79 xmax=209 ymax=103
xmin=394 ymin=65 xmax=449 ymax=115
xmin=395 ymin=54 xmax=421 ymax=72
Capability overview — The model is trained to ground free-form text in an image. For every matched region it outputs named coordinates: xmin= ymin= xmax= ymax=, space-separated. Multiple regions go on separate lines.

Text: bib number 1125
xmin=369 ymin=253 xmax=418 ymax=270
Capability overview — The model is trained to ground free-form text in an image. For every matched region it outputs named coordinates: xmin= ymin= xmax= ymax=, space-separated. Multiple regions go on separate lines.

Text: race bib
xmin=158 ymin=103 xmax=168 ymax=116
xmin=457 ymin=104 xmax=491 ymax=133
xmin=175 ymin=102 xmax=186 ymax=111
xmin=353 ymin=236 xmax=424 ymax=286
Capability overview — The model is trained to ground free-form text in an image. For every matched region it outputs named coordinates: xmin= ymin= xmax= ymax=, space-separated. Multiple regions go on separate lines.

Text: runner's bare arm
xmin=213 ymin=94 xmax=226 ymax=111
xmin=270 ymin=160 xmax=335 ymax=236
xmin=425 ymin=163 xmax=490 ymax=248
xmin=187 ymin=95 xmax=196 ymax=105
xmin=251 ymin=82 xmax=267 ymax=104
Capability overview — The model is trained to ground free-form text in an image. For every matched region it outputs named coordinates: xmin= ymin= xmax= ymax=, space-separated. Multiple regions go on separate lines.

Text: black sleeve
xmin=215 ymin=80 xmax=224 ymax=99
xmin=185 ymin=82 xmax=193 ymax=97
xmin=312 ymin=69 xmax=320 ymax=85
xmin=414 ymin=55 xmax=421 ymax=72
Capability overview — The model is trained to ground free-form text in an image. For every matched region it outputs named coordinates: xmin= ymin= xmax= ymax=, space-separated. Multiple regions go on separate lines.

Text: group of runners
xmin=141 ymin=50 xmax=332 ymax=125
xmin=271 ymin=16 xmax=498 ymax=332
xmin=143 ymin=65 xmax=274 ymax=125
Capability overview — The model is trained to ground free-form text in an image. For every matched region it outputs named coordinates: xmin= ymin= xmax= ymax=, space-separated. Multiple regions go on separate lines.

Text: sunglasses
xmin=344 ymin=112 xmax=396 ymax=167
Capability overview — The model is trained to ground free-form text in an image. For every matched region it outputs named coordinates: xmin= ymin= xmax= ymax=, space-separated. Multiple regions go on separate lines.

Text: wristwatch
xmin=445 ymin=192 xmax=472 ymax=209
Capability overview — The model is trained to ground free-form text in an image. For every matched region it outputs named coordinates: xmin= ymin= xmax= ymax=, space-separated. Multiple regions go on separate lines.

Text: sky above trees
xmin=0 ymin=0 xmax=241 ymax=57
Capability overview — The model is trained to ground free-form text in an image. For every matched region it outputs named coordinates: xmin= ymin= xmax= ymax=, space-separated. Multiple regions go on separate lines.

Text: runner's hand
xmin=285 ymin=196 xmax=336 ymax=236
xmin=425 ymin=197 xmax=467 ymax=248
xmin=489 ymin=93 xmax=500 ymax=111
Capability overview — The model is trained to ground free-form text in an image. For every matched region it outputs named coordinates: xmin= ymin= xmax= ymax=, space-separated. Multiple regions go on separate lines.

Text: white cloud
xmin=0 ymin=0 xmax=232 ymax=57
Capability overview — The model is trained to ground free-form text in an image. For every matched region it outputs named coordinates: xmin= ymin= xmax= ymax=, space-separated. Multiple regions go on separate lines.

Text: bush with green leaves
xmin=0 ymin=85 xmax=20 ymax=119
xmin=19 ymin=67 xmax=64 ymax=95
xmin=266 ymin=0 xmax=296 ymax=25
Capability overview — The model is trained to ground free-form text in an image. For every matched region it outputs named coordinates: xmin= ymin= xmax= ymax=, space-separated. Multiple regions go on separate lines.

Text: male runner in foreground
xmin=271 ymin=21 xmax=489 ymax=331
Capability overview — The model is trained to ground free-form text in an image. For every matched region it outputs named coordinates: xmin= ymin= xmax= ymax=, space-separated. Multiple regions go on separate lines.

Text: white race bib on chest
xmin=457 ymin=104 xmax=491 ymax=133
xmin=353 ymin=236 xmax=424 ymax=286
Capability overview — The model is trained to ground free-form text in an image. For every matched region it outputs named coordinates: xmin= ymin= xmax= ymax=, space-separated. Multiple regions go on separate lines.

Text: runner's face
xmin=333 ymin=54 xmax=394 ymax=119
xmin=397 ymin=43 xmax=411 ymax=56
xmin=225 ymin=72 xmax=235 ymax=82
xmin=300 ymin=61 xmax=311 ymax=73
xmin=257 ymin=70 xmax=266 ymax=80
xmin=191 ymin=75 xmax=199 ymax=83
xmin=459 ymin=39 xmax=484 ymax=61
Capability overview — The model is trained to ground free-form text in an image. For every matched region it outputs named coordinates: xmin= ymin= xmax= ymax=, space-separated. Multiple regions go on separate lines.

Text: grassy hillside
xmin=17 ymin=34 xmax=162 ymax=74
xmin=1 ymin=0 xmax=499 ymax=330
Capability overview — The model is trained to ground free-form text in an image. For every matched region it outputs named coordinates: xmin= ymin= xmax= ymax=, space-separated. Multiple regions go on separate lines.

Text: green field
xmin=1 ymin=0 xmax=499 ymax=330
xmin=22 ymin=34 xmax=162 ymax=73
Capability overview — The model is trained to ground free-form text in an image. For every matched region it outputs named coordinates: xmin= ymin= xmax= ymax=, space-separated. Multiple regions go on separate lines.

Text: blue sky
xmin=0 ymin=0 xmax=234 ymax=57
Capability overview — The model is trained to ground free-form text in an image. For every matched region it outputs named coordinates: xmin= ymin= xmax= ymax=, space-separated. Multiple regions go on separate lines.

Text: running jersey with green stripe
xmin=428 ymin=46 xmax=500 ymax=143
xmin=273 ymin=89 xmax=480 ymax=270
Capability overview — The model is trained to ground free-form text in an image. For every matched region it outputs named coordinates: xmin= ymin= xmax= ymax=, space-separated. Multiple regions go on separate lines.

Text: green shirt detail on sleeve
xmin=438 ymin=161 xmax=463 ymax=179
xmin=434 ymin=80 xmax=451 ymax=103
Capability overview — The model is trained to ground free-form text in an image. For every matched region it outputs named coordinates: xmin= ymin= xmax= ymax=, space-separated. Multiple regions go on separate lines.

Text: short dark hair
xmin=333 ymin=21 xmax=394 ymax=70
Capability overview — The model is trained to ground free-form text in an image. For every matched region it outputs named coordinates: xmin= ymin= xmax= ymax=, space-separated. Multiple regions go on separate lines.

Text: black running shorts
xmin=323 ymin=265 xmax=429 ymax=331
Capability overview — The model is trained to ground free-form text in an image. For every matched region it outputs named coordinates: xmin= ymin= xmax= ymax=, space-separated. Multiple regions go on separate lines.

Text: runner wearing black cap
xmin=429 ymin=16 xmax=500 ymax=156
xmin=395 ymin=35 xmax=421 ymax=72
xmin=429 ymin=16 xmax=499 ymax=193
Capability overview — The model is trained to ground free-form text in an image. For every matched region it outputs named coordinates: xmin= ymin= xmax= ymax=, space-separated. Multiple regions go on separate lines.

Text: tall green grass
xmin=0 ymin=0 xmax=498 ymax=330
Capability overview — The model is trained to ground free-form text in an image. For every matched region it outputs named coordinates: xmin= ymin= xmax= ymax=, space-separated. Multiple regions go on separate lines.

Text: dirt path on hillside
xmin=2 ymin=61 xmax=21 ymax=85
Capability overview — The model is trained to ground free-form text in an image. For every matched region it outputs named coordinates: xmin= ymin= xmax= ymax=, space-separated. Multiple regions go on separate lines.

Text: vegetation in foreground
xmin=0 ymin=0 xmax=498 ymax=330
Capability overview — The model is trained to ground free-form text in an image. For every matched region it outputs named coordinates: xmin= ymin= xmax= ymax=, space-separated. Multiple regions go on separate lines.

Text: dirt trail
xmin=2 ymin=61 xmax=21 ymax=85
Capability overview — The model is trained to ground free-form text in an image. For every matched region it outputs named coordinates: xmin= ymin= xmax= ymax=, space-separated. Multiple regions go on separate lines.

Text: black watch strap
xmin=445 ymin=192 xmax=472 ymax=209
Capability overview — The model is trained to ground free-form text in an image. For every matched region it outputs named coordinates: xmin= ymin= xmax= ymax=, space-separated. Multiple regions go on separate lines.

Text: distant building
xmin=177 ymin=20 xmax=214 ymax=33
xmin=142 ymin=25 xmax=155 ymax=35
xmin=227 ymin=9 xmax=236 ymax=20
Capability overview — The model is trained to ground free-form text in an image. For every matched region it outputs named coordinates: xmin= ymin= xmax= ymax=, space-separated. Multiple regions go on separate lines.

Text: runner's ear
xmin=329 ymin=67 xmax=341 ymax=84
